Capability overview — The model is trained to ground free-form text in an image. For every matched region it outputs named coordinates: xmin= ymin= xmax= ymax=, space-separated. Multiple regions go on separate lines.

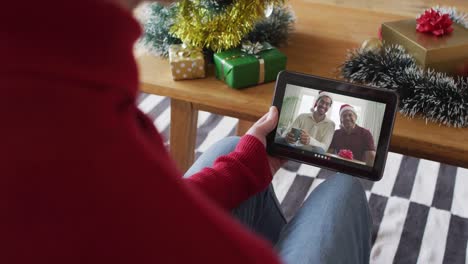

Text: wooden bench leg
xmin=170 ymin=99 xmax=198 ymax=173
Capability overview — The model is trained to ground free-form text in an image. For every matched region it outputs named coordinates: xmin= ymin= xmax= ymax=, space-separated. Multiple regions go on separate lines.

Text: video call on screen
xmin=275 ymin=84 xmax=386 ymax=168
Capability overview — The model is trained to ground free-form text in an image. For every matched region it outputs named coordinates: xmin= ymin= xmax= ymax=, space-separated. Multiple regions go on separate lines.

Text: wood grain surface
xmin=137 ymin=0 xmax=468 ymax=168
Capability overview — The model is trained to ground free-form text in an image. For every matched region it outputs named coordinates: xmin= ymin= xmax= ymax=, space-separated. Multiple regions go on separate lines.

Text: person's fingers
xmin=267 ymin=156 xmax=285 ymax=176
xmin=253 ymin=106 xmax=278 ymax=134
xmin=255 ymin=111 xmax=269 ymax=124
xmin=261 ymin=105 xmax=277 ymax=123
xmin=246 ymin=106 xmax=279 ymax=146
xmin=250 ymin=108 xmax=271 ymax=131
xmin=262 ymin=106 xmax=279 ymax=132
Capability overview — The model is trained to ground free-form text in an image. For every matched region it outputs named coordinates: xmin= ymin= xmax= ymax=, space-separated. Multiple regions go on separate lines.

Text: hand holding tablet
xmin=266 ymin=71 xmax=398 ymax=181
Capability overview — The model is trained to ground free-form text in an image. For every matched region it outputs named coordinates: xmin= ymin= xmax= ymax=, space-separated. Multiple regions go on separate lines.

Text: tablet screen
xmin=267 ymin=71 xmax=398 ymax=180
xmin=274 ymin=84 xmax=387 ymax=170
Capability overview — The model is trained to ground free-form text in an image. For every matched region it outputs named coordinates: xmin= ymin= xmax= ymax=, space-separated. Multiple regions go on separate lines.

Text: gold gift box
xmin=381 ymin=19 xmax=468 ymax=74
xmin=168 ymin=44 xmax=206 ymax=81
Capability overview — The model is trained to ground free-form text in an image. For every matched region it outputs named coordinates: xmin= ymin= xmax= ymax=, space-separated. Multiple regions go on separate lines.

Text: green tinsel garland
xmin=342 ymin=6 xmax=468 ymax=127
xmin=141 ymin=3 xmax=181 ymax=57
xmin=245 ymin=5 xmax=295 ymax=47
xmin=141 ymin=2 xmax=294 ymax=57
xmin=342 ymin=45 xmax=468 ymax=128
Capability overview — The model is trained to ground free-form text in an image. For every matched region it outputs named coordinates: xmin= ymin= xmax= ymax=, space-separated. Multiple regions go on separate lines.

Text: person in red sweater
xmin=1 ymin=0 xmax=372 ymax=263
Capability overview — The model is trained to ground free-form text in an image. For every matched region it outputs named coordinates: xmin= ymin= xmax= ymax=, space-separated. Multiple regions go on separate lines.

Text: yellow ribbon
xmin=171 ymin=44 xmax=203 ymax=61
xmin=220 ymin=53 xmax=265 ymax=84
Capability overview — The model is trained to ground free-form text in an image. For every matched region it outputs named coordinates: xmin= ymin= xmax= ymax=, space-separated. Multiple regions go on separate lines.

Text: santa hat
xmin=314 ymin=91 xmax=333 ymax=108
xmin=339 ymin=104 xmax=357 ymax=117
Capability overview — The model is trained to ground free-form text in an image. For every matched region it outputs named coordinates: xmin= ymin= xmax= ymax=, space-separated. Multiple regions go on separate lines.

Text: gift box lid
xmin=382 ymin=19 xmax=468 ymax=64
xmin=168 ymin=44 xmax=204 ymax=62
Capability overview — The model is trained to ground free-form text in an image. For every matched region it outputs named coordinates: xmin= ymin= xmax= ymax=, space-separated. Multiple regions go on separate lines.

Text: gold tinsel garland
xmin=170 ymin=0 xmax=284 ymax=52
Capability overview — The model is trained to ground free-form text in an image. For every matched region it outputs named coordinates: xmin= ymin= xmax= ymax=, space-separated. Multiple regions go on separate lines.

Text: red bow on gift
xmin=338 ymin=149 xmax=354 ymax=160
xmin=416 ymin=8 xmax=454 ymax=36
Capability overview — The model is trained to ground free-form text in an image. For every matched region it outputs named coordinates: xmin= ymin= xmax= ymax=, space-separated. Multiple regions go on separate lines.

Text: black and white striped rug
xmin=138 ymin=93 xmax=468 ymax=264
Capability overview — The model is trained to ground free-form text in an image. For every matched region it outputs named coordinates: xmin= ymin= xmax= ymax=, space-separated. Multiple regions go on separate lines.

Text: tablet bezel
xmin=266 ymin=70 xmax=399 ymax=181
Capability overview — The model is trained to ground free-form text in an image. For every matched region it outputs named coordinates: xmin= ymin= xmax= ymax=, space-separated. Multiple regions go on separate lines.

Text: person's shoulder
xmin=333 ymin=127 xmax=345 ymax=135
xmin=360 ymin=125 xmax=371 ymax=133
xmin=324 ymin=117 xmax=336 ymax=127
xmin=358 ymin=125 xmax=373 ymax=136
xmin=296 ymin=113 xmax=311 ymax=120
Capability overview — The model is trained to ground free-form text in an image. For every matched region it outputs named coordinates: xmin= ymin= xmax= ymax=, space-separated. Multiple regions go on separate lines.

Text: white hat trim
xmin=340 ymin=106 xmax=357 ymax=117
xmin=317 ymin=92 xmax=333 ymax=103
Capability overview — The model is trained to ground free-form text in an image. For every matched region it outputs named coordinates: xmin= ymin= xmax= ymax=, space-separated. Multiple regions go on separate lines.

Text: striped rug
xmin=138 ymin=93 xmax=468 ymax=264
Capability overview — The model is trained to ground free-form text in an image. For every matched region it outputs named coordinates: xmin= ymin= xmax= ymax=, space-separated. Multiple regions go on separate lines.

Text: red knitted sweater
xmin=0 ymin=1 xmax=281 ymax=263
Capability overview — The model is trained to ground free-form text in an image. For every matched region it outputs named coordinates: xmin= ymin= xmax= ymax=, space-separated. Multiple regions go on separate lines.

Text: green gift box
xmin=214 ymin=42 xmax=287 ymax=89
xmin=381 ymin=19 xmax=468 ymax=75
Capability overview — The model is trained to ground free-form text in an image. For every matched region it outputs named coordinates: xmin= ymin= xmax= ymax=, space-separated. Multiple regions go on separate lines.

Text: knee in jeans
xmin=224 ymin=136 xmax=241 ymax=142
xmin=220 ymin=136 xmax=240 ymax=149
xmin=331 ymin=174 xmax=367 ymax=205
xmin=334 ymin=173 xmax=363 ymax=189
xmin=323 ymin=174 xmax=372 ymax=226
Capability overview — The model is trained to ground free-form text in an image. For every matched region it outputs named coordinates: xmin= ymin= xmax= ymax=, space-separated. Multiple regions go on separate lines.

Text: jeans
xmin=184 ymin=137 xmax=372 ymax=264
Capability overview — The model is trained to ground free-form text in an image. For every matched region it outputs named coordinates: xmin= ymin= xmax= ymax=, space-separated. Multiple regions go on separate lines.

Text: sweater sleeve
xmin=308 ymin=121 xmax=336 ymax=151
xmin=184 ymin=135 xmax=273 ymax=210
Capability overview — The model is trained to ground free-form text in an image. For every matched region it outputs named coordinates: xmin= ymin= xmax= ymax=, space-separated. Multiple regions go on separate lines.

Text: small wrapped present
xmin=168 ymin=44 xmax=205 ymax=80
xmin=214 ymin=41 xmax=287 ymax=89
xmin=381 ymin=19 xmax=468 ymax=75
xmin=338 ymin=149 xmax=354 ymax=160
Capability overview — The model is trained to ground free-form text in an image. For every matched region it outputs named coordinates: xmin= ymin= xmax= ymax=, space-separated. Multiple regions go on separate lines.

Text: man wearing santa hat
xmin=283 ymin=91 xmax=336 ymax=153
xmin=328 ymin=104 xmax=376 ymax=166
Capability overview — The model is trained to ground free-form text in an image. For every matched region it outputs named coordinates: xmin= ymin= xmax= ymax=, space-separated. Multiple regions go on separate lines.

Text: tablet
xmin=266 ymin=71 xmax=398 ymax=181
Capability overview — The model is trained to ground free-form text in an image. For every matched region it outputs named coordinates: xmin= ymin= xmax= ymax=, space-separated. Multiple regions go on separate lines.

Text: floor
xmin=138 ymin=93 xmax=468 ymax=264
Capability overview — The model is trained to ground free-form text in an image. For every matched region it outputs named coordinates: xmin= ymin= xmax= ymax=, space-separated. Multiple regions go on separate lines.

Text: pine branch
xmin=141 ymin=3 xmax=182 ymax=58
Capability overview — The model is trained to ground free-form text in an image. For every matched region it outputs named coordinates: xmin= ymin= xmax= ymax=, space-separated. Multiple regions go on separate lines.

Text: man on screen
xmin=282 ymin=91 xmax=336 ymax=153
xmin=328 ymin=104 xmax=376 ymax=166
